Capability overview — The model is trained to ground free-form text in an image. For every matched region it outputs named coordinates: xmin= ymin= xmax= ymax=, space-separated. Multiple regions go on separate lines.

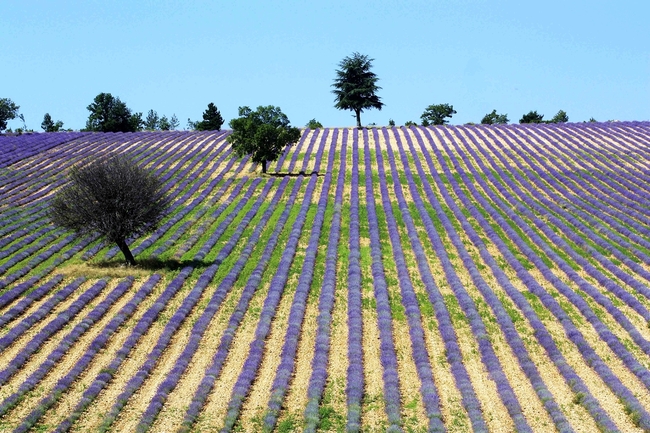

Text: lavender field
xmin=1 ymin=122 xmax=650 ymax=432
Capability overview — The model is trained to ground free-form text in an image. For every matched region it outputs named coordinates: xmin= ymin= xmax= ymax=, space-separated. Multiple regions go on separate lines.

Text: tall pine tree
xmin=332 ymin=52 xmax=384 ymax=128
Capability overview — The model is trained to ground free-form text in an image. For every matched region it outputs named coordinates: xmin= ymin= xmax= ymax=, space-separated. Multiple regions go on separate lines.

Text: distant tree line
xmin=0 ymin=55 xmax=607 ymax=136
xmin=41 ymin=113 xmax=64 ymax=132
xmin=306 ymin=118 xmax=323 ymax=129
xmin=0 ymin=50 xmax=611 ymax=140
xmin=327 ymin=53 xmax=580 ymax=128
xmin=144 ymin=110 xmax=179 ymax=131
xmin=84 ymin=93 xmax=182 ymax=133
xmin=0 ymin=95 xmax=228 ymax=134
xmin=401 ymin=107 xmax=571 ymax=127
xmin=518 ymin=109 xmax=569 ymax=124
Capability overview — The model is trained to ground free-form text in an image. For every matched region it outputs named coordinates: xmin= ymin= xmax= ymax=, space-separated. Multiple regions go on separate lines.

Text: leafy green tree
xmin=332 ymin=52 xmax=384 ymax=128
xmin=85 ymin=93 xmax=143 ymax=132
xmin=306 ymin=118 xmax=323 ymax=129
xmin=404 ymin=120 xmax=418 ymax=127
xmin=41 ymin=113 xmax=64 ymax=132
xmin=228 ymin=105 xmax=301 ymax=174
xmin=519 ymin=110 xmax=544 ymax=123
xmin=0 ymin=98 xmax=19 ymax=131
xmin=49 ymin=154 xmax=169 ymax=266
xmin=549 ymin=110 xmax=569 ymax=123
xmin=388 ymin=119 xmax=395 ymax=127
xmin=159 ymin=115 xmax=171 ymax=131
xmin=421 ymin=103 xmax=456 ymax=126
xmin=145 ymin=113 xmax=178 ymax=131
xmin=481 ymin=109 xmax=509 ymax=125
xmin=144 ymin=109 xmax=160 ymax=130
xmin=191 ymin=103 xmax=224 ymax=131
xmin=588 ymin=117 xmax=597 ymax=123
xmin=131 ymin=112 xmax=143 ymax=131
xmin=169 ymin=114 xmax=179 ymax=130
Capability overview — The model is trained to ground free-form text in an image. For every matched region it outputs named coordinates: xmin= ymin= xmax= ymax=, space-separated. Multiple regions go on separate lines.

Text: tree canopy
xmin=481 ymin=109 xmax=509 ymax=125
xmin=159 ymin=115 xmax=171 ymax=131
xmin=41 ymin=113 xmax=64 ymax=132
xmin=549 ymin=110 xmax=569 ymax=123
xmin=190 ymin=103 xmax=224 ymax=131
xmin=519 ymin=110 xmax=545 ymax=124
xmin=85 ymin=93 xmax=143 ymax=132
xmin=144 ymin=111 xmax=178 ymax=131
xmin=421 ymin=103 xmax=456 ymax=126
xmin=166 ymin=114 xmax=180 ymax=130
xmin=49 ymin=154 xmax=169 ymax=265
xmin=0 ymin=98 xmax=20 ymax=132
xmin=227 ymin=105 xmax=301 ymax=174
xmin=144 ymin=109 xmax=160 ymax=130
xmin=306 ymin=119 xmax=323 ymax=129
xmin=332 ymin=52 xmax=384 ymax=128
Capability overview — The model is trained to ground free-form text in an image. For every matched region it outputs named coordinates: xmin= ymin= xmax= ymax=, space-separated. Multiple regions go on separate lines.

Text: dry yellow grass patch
xmin=277 ymin=282 xmax=319 ymax=420
xmin=325 ymin=254 xmax=351 ymax=427
xmin=59 ymin=262 xmax=153 ymax=279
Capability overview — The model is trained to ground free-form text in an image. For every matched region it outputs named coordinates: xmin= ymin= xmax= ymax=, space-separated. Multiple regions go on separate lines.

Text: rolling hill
xmin=1 ymin=122 xmax=650 ymax=432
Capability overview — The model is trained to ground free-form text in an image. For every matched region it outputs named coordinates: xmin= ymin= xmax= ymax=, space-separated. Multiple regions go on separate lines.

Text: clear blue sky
xmin=3 ymin=0 xmax=649 ymax=130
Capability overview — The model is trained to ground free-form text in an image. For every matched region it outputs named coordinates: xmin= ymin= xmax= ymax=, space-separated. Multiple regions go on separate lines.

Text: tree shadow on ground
xmin=268 ymin=171 xmax=322 ymax=177
xmin=93 ymin=257 xmax=212 ymax=272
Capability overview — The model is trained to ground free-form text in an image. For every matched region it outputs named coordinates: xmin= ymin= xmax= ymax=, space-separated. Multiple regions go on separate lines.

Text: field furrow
xmin=1 ymin=123 xmax=649 ymax=432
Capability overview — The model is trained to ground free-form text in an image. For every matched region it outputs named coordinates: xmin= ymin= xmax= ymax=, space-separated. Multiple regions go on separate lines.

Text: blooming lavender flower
xmin=419 ymin=125 xmax=641 ymax=431
xmin=99 ymin=180 xmax=274 ymax=432
xmin=0 ymin=276 xmax=84 ymax=353
xmin=260 ymin=129 xmax=340 ymax=431
xmin=220 ymin=130 xmax=329 ymax=433
xmin=301 ymin=130 xmax=344 ymax=433
xmin=178 ymin=134 xmax=329 ymax=433
xmin=6 ymin=276 xmax=149 ymax=429
xmin=397 ymin=127 xmax=571 ymax=432
xmin=133 ymin=178 xmax=283 ymax=432
xmin=359 ymin=128 xmax=403 ymax=432
xmin=345 ymin=128 xmax=366 ymax=433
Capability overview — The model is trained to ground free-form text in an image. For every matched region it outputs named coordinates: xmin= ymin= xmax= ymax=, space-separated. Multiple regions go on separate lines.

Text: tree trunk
xmin=261 ymin=160 xmax=267 ymax=174
xmin=116 ymin=239 xmax=136 ymax=266
xmin=355 ymin=110 xmax=361 ymax=128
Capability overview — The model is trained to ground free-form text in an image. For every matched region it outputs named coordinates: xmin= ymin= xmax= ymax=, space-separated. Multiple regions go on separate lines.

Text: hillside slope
xmin=1 ymin=123 xmax=650 ymax=432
